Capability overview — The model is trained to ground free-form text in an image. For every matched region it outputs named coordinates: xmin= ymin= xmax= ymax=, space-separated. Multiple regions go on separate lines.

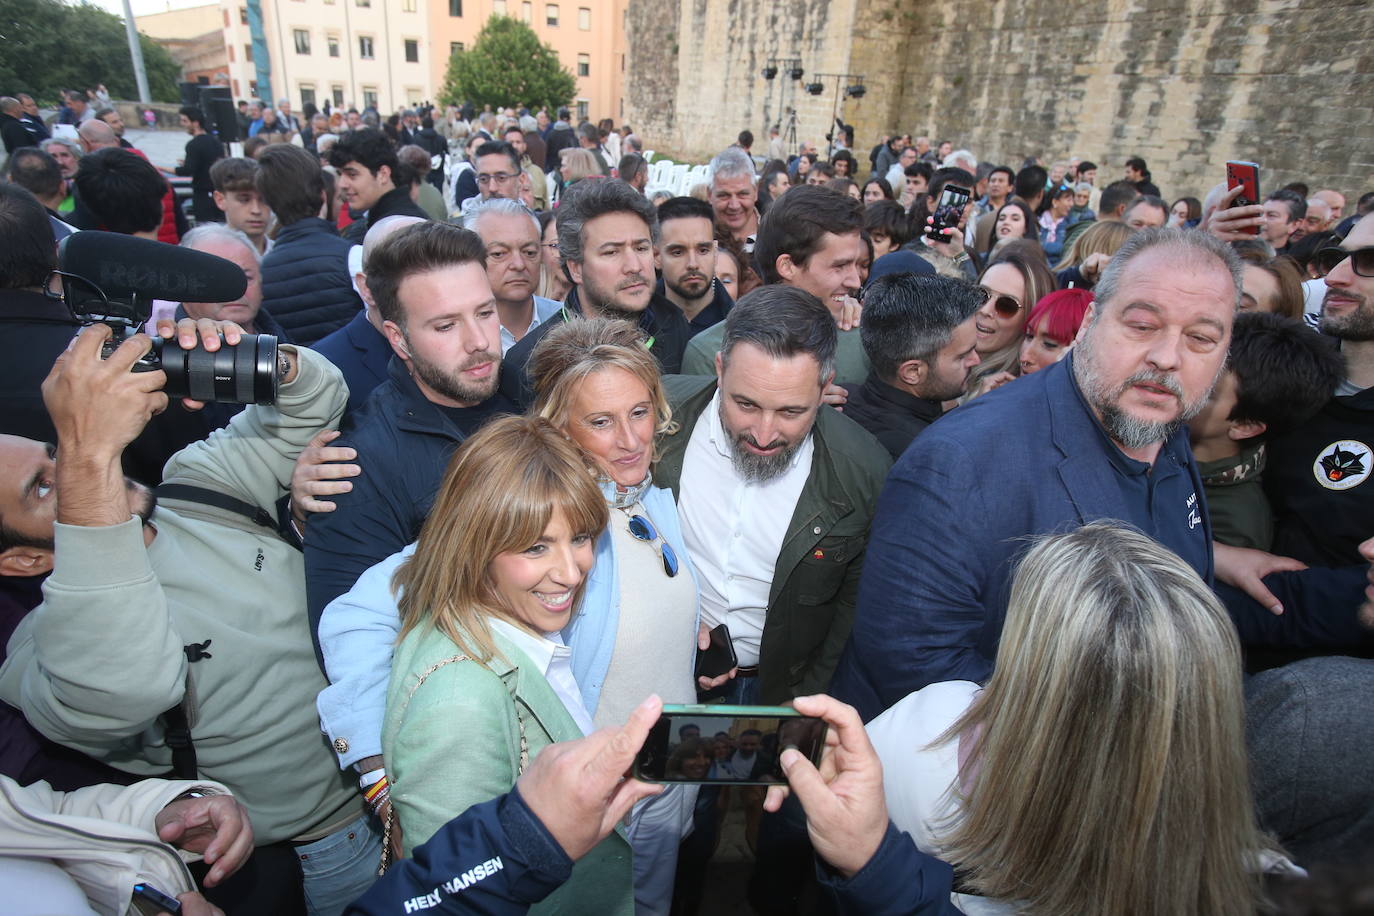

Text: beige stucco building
xmin=132 ymin=0 xmax=626 ymax=120
xmin=426 ymin=0 xmax=626 ymax=122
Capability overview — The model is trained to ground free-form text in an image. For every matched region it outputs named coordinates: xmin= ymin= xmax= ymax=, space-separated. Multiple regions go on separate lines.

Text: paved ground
xmin=123 ymin=127 xmax=194 ymax=170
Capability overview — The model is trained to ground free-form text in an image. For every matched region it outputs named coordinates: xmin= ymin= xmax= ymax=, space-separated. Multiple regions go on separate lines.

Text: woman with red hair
xmin=1019 ymin=288 xmax=1094 ymax=375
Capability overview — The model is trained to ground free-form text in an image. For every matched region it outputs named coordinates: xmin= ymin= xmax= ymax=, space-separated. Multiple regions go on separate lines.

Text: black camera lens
xmin=152 ymin=333 xmax=279 ymax=404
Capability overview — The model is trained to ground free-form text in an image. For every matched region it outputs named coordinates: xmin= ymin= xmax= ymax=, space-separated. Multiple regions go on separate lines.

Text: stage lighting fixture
xmin=789 ymin=66 xmax=805 ymax=80
xmin=846 ymin=84 xmax=866 ymax=99
xmin=762 ymin=66 xmax=778 ymax=80
xmin=805 ymin=81 xmax=825 ymax=96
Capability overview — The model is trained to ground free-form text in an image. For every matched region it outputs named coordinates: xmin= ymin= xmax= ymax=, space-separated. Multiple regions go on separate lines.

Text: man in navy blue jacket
xmin=257 ymin=143 xmax=365 ymax=345
xmin=833 ymin=228 xmax=1254 ymax=721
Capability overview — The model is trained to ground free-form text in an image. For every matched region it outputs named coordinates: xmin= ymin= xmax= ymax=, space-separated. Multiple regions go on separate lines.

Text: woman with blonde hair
xmin=536 ymin=209 xmax=571 ymax=302
xmin=320 ymin=318 xmax=700 ymax=912
xmin=383 ymin=415 xmax=634 ymax=913
xmin=867 ymin=523 xmax=1288 ymax=915
xmin=1054 ymin=219 xmax=1135 ymax=289
xmin=558 ymin=146 xmax=601 ymax=189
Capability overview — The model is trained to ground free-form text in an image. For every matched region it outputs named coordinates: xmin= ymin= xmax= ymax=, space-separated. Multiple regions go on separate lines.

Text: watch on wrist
xmin=277 ymin=350 xmax=291 ymax=382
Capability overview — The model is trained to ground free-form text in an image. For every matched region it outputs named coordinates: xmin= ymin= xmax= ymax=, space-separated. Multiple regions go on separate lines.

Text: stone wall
xmin=627 ymin=0 xmax=1374 ymax=199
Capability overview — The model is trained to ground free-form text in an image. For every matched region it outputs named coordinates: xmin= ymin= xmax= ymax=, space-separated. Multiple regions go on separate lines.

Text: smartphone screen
xmin=633 ymin=705 xmax=827 ymax=785
xmin=928 ymin=184 xmax=972 ymax=239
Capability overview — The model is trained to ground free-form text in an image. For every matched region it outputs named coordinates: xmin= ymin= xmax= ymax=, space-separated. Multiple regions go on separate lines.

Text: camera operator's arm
xmin=0 ymin=324 xmax=205 ymax=744
xmin=160 ymin=341 xmax=347 ymax=516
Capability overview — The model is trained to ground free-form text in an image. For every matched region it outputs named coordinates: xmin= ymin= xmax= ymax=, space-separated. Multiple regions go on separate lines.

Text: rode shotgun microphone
xmin=57 ymin=230 xmax=277 ymax=405
xmin=58 ymin=230 xmax=247 ymax=320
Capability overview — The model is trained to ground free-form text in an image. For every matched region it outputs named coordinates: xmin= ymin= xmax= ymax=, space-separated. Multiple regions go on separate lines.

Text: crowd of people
xmin=1 ymin=82 xmax=1373 ymax=916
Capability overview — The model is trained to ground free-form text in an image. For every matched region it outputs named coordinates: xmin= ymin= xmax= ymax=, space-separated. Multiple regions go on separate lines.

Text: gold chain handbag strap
xmin=378 ymin=653 xmax=531 ymax=873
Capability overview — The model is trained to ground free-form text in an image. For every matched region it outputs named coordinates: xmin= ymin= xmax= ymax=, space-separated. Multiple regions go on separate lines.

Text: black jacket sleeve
xmin=345 ymin=787 xmax=572 ymax=915
xmin=1217 ymin=566 xmax=1374 ymax=651
xmin=815 ymin=821 xmax=963 ymax=916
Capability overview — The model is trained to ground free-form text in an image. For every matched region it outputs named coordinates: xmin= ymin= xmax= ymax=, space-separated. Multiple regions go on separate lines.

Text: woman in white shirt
xmin=867 ymin=523 xmax=1286 ymax=916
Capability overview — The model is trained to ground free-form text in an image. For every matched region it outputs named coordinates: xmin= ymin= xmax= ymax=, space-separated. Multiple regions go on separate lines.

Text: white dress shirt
xmin=678 ymin=390 xmax=814 ymax=667
xmin=498 ymin=295 xmax=562 ymax=354
xmin=488 ymin=617 xmax=596 ymax=736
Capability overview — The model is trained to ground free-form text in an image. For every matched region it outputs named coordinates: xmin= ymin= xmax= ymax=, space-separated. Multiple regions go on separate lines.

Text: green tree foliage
xmin=441 ymin=15 xmax=576 ymax=112
xmin=0 ymin=0 xmax=181 ymax=103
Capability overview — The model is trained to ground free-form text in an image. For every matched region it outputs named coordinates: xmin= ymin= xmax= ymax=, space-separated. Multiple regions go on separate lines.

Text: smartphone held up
xmin=1225 ymin=161 xmax=1262 ymax=236
xmin=633 ymin=704 xmax=827 ymax=786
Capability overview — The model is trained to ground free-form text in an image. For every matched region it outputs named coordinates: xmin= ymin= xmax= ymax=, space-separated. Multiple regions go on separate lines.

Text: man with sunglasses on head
xmin=1261 ymin=213 xmax=1374 ymax=569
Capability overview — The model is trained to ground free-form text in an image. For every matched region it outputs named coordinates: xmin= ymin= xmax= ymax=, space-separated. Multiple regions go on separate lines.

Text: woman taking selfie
xmin=865 ymin=524 xmax=1289 ymax=915
xmin=383 ymin=415 xmax=633 ymax=913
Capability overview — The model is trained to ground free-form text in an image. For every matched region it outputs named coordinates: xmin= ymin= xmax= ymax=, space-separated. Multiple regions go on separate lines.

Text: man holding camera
xmin=0 ymin=318 xmax=379 ymax=914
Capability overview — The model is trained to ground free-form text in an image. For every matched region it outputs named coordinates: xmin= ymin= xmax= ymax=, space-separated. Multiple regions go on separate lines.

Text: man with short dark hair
xmin=658 ymin=284 xmax=891 ymax=704
xmin=619 ymin=152 xmax=648 ymax=194
xmin=257 ymin=143 xmax=365 ymax=344
xmin=458 ymin=140 xmax=523 ymax=221
xmin=1263 ymin=213 xmax=1374 ymax=567
xmin=329 ymin=127 xmax=427 ymax=243
xmin=975 ymin=165 xmax=1013 ymax=219
xmin=72 ymin=147 xmax=166 ymax=238
xmin=174 ymin=106 xmax=223 ymax=223
xmin=656 ymin=196 xmax=733 ymax=335
xmin=844 ymin=274 xmax=984 ymax=458
xmin=884 ymin=144 xmax=918 ymax=193
xmin=1124 ymin=156 xmax=1161 ymax=197
xmin=208 ymin=157 xmax=269 ymax=253
xmin=94 ymin=107 xmax=134 ymax=148
xmin=15 ymin=94 xmax=49 ymax=146
xmin=0 ymin=184 xmax=81 ymax=443
xmin=503 ymin=124 xmax=547 ymax=209
xmin=1061 ymin=179 xmax=1140 ymax=250
xmin=1124 ymin=194 xmax=1170 ymax=230
xmin=578 ymin=121 xmax=610 ymax=174
xmin=57 ymin=90 xmax=93 ymax=126
xmin=736 ymin=129 xmax=754 ymax=155
xmin=685 ymin=185 xmax=869 ymax=384
xmin=499 ymin=179 xmax=692 ymax=405
xmin=1262 ymin=189 xmax=1307 ymax=253
xmin=974 ymin=165 xmax=1046 ymax=252
xmin=304 ymin=221 xmax=515 ymax=640
xmin=4 ymin=148 xmax=74 ymax=240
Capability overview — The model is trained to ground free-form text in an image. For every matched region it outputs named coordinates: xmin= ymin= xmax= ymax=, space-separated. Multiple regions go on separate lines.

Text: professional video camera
xmin=57 ymin=231 xmax=278 ymax=404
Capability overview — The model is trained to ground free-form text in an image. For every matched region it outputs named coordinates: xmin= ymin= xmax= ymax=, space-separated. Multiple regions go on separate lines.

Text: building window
xmin=249 ymin=80 xmax=259 ymax=96
xmin=332 ymin=85 xmax=345 ymax=106
xmin=404 ymin=39 xmax=419 ymax=63
xmin=293 ymin=29 xmax=311 ymax=54
xmin=521 ymin=1 xmax=531 ymax=20
xmin=578 ymin=6 xmax=589 ymax=29
xmin=228 ymin=44 xmax=235 ymax=62
xmin=328 ymin=35 xmax=340 ymax=57
xmin=449 ymin=41 xmax=464 ymax=55
xmin=222 ymin=8 xmax=229 ymax=27
xmin=245 ymin=43 xmax=253 ymax=63
xmin=402 ymin=0 xmax=416 ymax=9
xmin=545 ymin=3 xmax=558 ymax=26
xmin=300 ymin=85 xmax=316 ymax=108
xmin=577 ymin=53 xmax=589 ymax=77
xmin=362 ymin=87 xmax=378 ymax=109
xmin=356 ymin=0 xmax=370 ymax=7
xmin=448 ymin=0 xmax=461 ymax=15
xmin=239 ymin=5 xmax=247 ymax=23
xmin=407 ymin=88 xmax=422 ymax=105
xmin=359 ymin=35 xmax=374 ymax=59
xmin=576 ymin=99 xmax=588 ymax=121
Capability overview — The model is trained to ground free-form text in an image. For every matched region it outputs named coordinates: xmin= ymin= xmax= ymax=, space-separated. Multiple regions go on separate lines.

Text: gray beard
xmin=1073 ymin=338 xmax=1213 ymax=452
xmin=720 ymin=399 xmax=804 ymax=483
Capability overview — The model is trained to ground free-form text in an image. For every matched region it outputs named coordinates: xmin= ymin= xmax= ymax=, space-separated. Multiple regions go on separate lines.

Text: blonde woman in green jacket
xmin=382 ymin=415 xmax=634 ymax=915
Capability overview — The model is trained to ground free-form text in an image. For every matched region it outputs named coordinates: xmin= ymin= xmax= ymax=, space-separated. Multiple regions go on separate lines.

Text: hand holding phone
xmin=926 ymin=184 xmax=972 ymax=243
xmin=633 ymin=704 xmax=827 ymax=785
xmin=1222 ymin=161 xmax=1263 ymax=238
xmin=695 ymin=623 xmax=737 ymax=681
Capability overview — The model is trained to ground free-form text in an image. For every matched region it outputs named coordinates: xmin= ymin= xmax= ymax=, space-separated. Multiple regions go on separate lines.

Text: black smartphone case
xmin=694 ymin=623 xmax=738 ymax=679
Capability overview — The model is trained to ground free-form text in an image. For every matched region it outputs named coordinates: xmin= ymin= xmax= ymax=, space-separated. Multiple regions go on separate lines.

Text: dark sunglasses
xmin=1312 ymin=246 xmax=1374 ymax=278
xmin=979 ymin=286 xmax=1023 ymax=319
xmin=627 ymin=514 xmax=680 ymax=578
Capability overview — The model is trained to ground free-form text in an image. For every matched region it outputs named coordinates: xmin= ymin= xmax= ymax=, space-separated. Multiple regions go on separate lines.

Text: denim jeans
xmin=296 ymin=812 xmax=383 ymax=916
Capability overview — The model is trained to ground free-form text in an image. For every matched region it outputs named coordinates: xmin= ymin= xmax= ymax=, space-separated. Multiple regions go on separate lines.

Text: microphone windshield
xmin=59 ymin=231 xmax=248 ymax=305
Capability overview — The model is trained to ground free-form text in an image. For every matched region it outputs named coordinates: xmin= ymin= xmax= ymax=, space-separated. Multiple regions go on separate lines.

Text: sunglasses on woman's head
xmin=979 ymin=286 xmax=1023 ymax=319
xmin=1312 ymin=246 xmax=1374 ymax=278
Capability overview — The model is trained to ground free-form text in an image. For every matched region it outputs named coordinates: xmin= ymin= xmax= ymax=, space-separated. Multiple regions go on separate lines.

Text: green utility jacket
xmin=656 ymin=376 xmax=892 ymax=704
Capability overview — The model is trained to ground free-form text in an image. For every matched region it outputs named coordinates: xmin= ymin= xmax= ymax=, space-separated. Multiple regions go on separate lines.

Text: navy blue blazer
xmin=831 ymin=355 xmax=1215 ymax=721
xmin=311 ymin=311 xmax=392 ymax=414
